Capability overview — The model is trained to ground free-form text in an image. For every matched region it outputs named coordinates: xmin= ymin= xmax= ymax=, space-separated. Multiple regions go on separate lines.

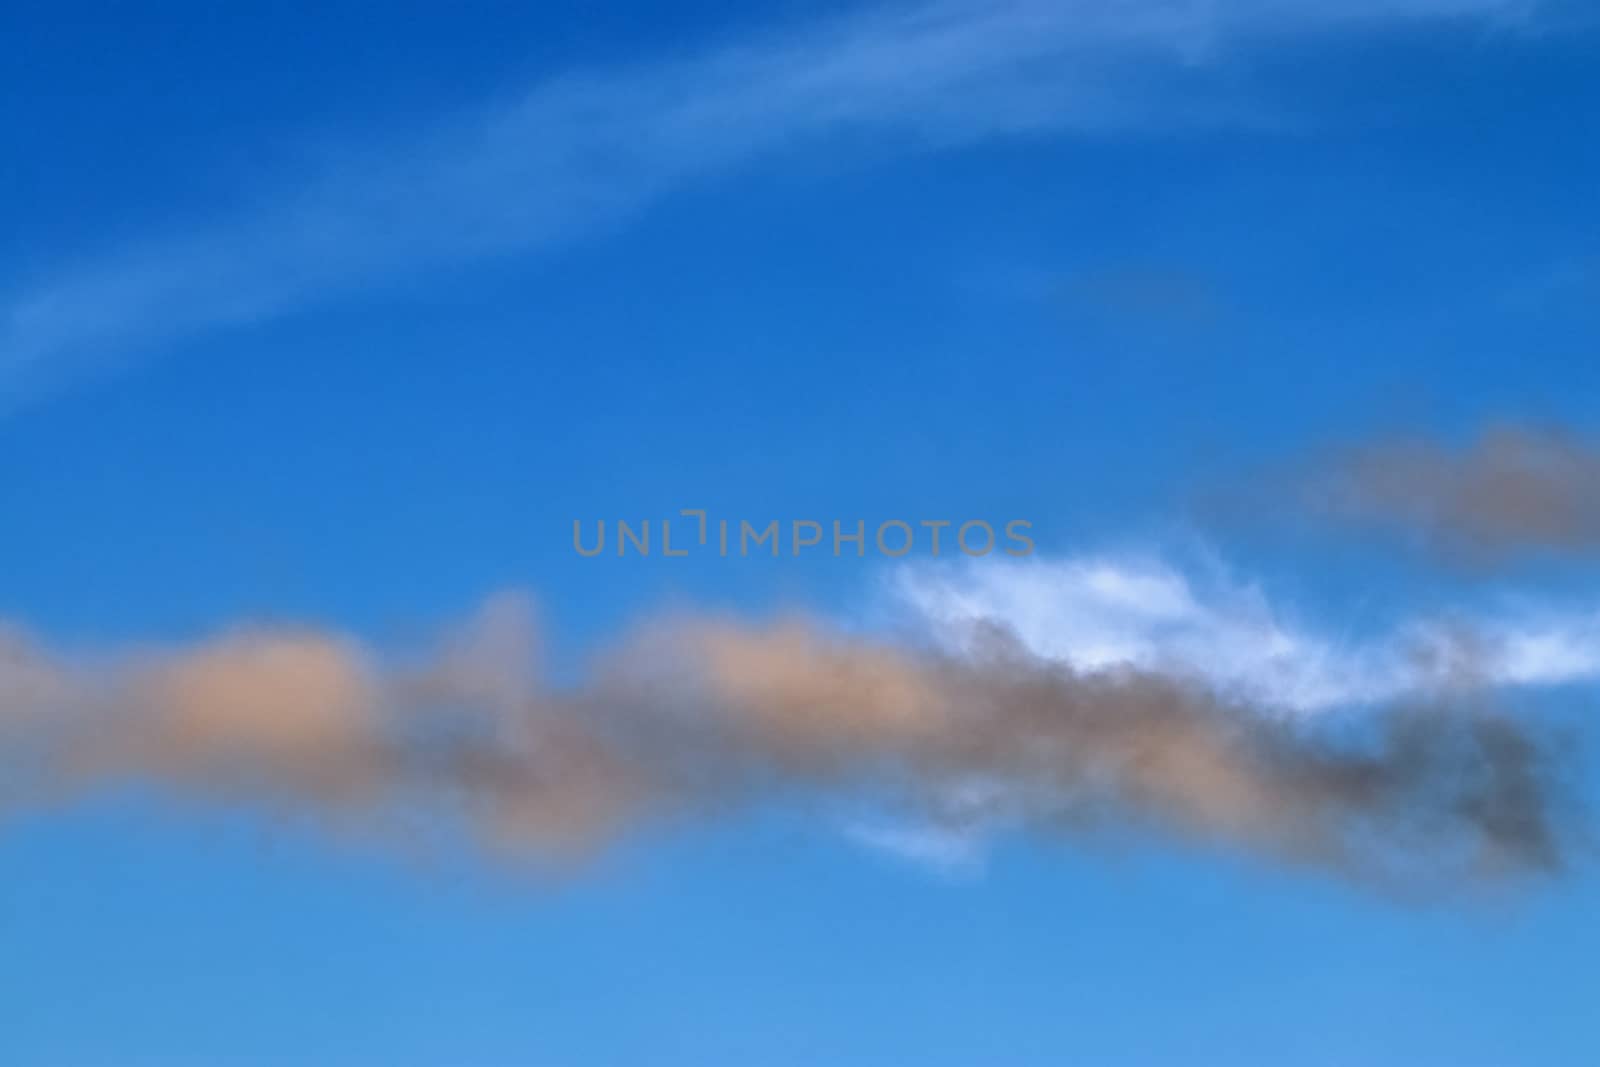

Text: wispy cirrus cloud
xmin=0 ymin=0 xmax=1555 ymax=409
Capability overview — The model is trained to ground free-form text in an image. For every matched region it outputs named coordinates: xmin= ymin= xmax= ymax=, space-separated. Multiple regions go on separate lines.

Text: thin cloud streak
xmin=0 ymin=0 xmax=1550 ymax=409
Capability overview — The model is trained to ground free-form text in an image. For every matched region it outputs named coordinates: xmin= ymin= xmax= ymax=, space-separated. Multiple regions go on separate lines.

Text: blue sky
xmin=3 ymin=2 xmax=1599 ymax=1064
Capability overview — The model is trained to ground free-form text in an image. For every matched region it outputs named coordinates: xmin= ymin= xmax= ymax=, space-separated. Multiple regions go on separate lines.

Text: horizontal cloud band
xmin=1 ymin=581 xmax=1581 ymax=891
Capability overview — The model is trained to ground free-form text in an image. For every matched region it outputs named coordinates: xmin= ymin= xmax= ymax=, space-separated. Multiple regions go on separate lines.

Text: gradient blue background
xmin=2 ymin=3 xmax=1597 ymax=1064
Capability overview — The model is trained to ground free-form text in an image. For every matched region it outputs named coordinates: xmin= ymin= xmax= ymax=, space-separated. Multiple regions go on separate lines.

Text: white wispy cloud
xmin=845 ymin=819 xmax=990 ymax=877
xmin=885 ymin=552 xmax=1600 ymax=714
xmin=1 ymin=0 xmax=1552 ymax=408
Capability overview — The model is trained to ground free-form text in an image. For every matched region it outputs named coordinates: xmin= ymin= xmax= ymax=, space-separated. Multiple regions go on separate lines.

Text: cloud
xmin=0 ymin=581 xmax=1584 ymax=890
xmin=886 ymin=552 xmax=1600 ymax=711
xmin=0 ymin=0 xmax=1556 ymax=409
xmin=1299 ymin=423 xmax=1600 ymax=563
xmin=846 ymin=819 xmax=989 ymax=876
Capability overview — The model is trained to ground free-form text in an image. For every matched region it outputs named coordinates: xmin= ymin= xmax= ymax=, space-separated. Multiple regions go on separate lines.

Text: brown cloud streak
xmin=0 ymin=593 xmax=1580 ymax=889
xmin=1307 ymin=423 xmax=1600 ymax=563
